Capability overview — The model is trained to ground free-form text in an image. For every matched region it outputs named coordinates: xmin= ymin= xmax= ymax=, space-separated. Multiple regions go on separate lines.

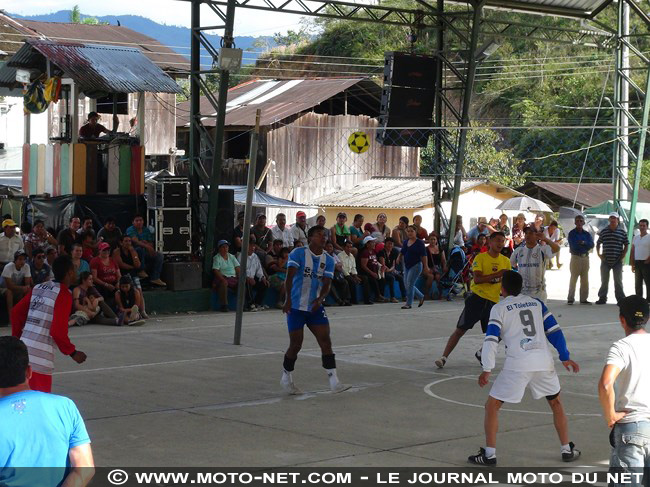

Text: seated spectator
xmin=96 ymin=217 xmax=122 ymax=250
xmin=212 ymin=240 xmax=240 ymax=312
xmin=30 ymin=249 xmax=53 ymax=285
xmin=79 ymin=231 xmax=96 ymax=263
xmin=90 ymin=242 xmax=121 ymax=300
xmin=358 ymin=236 xmax=387 ymax=303
xmin=316 ymin=215 xmax=331 ymax=242
xmin=251 ymin=214 xmax=272 ymax=253
xmin=46 ymin=247 xmax=58 ymax=268
xmin=512 ymin=213 xmax=526 ymax=248
xmin=270 ymin=213 xmax=293 ymax=249
xmin=115 ymin=275 xmax=145 ymax=326
xmin=452 ymin=215 xmax=468 ymax=247
xmin=240 ymin=239 xmax=269 ymax=312
xmin=0 ymin=219 xmax=24 ymax=267
xmin=232 ymin=211 xmax=246 ymax=255
xmin=57 ymin=217 xmax=81 ymax=256
xmin=70 ymin=271 xmax=118 ymax=326
xmin=268 ymin=247 xmax=289 ymax=309
xmin=112 ymin=235 xmax=149 ymax=319
xmin=126 ymin=214 xmax=166 ymax=287
xmin=331 ymin=212 xmax=351 ymax=252
xmin=349 ymin=214 xmax=368 ymax=251
xmin=423 ymin=233 xmax=447 ymax=299
xmin=71 ymin=243 xmax=90 ymax=285
xmin=466 ymin=217 xmax=490 ymax=247
xmin=0 ymin=336 xmax=95 ymax=487
xmin=325 ymin=240 xmax=351 ymax=306
xmin=373 ymin=213 xmax=391 ymax=243
xmin=76 ymin=217 xmax=96 ymax=239
xmin=1 ymin=250 xmax=32 ymax=312
xmin=413 ymin=215 xmax=429 ymax=240
xmin=377 ymin=237 xmax=405 ymax=303
xmin=24 ymin=220 xmax=57 ymax=259
xmin=291 ymin=211 xmax=310 ymax=248
xmin=339 ymin=240 xmax=366 ymax=305
xmin=470 ymin=233 xmax=489 ymax=254
xmin=392 ymin=216 xmax=409 ymax=248
xmin=265 ymin=239 xmax=284 ymax=274
xmin=19 ymin=220 xmax=32 ymax=242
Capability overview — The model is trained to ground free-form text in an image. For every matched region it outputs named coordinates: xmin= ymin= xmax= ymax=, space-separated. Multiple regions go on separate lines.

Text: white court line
xmin=423 ymin=376 xmax=601 ymax=417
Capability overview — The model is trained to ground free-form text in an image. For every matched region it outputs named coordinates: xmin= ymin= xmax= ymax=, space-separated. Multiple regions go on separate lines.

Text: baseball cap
xmin=98 ymin=242 xmax=111 ymax=251
xmin=13 ymin=250 xmax=27 ymax=260
xmin=2 ymin=219 xmax=16 ymax=228
xmin=296 ymin=211 xmax=306 ymax=218
xmin=337 ymin=212 xmax=347 ymax=219
xmin=609 ymin=212 xmax=620 ymax=219
xmin=618 ymin=295 xmax=649 ymax=328
xmin=217 ymin=239 xmax=229 ymax=248
xmin=362 ymin=235 xmax=376 ymax=245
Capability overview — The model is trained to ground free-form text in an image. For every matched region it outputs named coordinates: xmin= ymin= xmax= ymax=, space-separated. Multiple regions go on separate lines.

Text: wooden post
xmin=137 ymin=92 xmax=145 ymax=144
xmin=71 ymin=83 xmax=79 ymax=144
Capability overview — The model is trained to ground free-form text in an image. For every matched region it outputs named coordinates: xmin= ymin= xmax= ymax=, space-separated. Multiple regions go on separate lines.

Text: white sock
xmin=485 ymin=447 xmax=496 ymax=458
xmin=561 ymin=443 xmax=571 ymax=453
xmin=326 ymin=368 xmax=339 ymax=388
xmin=281 ymin=369 xmax=293 ymax=384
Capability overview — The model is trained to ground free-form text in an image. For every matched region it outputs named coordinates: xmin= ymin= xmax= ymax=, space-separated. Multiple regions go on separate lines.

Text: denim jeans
xmin=599 ymin=260 xmax=625 ymax=303
xmin=135 ymin=247 xmax=164 ymax=280
xmin=405 ymin=262 xmax=424 ymax=306
xmin=609 ymin=421 xmax=650 ymax=487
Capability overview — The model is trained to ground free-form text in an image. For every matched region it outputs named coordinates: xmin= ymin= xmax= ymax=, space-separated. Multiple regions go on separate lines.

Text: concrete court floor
xmin=2 ymin=282 xmax=625 ymax=469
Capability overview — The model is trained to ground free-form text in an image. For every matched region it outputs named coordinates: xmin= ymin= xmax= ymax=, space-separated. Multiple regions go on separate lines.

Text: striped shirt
xmin=288 ymin=247 xmax=334 ymax=311
xmin=597 ymin=226 xmax=629 ymax=265
xmin=11 ymin=281 xmax=75 ymax=375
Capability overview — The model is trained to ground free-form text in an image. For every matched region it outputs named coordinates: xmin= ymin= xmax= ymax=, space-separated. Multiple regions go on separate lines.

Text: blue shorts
xmin=287 ymin=306 xmax=329 ymax=332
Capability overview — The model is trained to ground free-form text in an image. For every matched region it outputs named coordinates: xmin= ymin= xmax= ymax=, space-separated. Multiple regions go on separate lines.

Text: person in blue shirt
xmin=281 ymin=225 xmax=350 ymax=395
xmin=125 ymin=214 xmax=166 ymax=287
xmin=566 ymin=214 xmax=595 ymax=305
xmin=0 ymin=336 xmax=94 ymax=487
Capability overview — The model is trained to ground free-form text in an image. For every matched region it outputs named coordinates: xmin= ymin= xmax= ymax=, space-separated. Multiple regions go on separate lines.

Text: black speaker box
xmin=162 ymin=262 xmax=202 ymax=291
xmin=215 ymin=188 xmax=235 ymax=245
xmin=385 ymin=52 xmax=437 ymax=89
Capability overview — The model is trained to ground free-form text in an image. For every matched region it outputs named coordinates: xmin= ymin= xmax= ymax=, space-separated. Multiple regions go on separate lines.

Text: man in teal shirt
xmin=126 ymin=214 xmax=166 ymax=287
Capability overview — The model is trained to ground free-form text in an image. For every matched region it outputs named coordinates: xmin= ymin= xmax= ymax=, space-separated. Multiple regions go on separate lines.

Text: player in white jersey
xmin=468 ymin=270 xmax=581 ymax=466
xmin=281 ymin=225 xmax=350 ymax=395
xmin=510 ymin=226 xmax=559 ymax=301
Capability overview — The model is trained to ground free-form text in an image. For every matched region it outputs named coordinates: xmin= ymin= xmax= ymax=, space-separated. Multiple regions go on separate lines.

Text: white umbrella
xmin=496 ymin=196 xmax=553 ymax=213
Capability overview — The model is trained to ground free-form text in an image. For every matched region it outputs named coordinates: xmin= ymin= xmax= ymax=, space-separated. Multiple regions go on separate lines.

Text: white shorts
xmin=489 ymin=369 xmax=560 ymax=404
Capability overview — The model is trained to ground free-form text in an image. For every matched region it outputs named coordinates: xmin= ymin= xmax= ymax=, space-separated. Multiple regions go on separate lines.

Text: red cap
xmin=296 ymin=211 xmax=306 ymax=218
xmin=98 ymin=242 xmax=111 ymax=251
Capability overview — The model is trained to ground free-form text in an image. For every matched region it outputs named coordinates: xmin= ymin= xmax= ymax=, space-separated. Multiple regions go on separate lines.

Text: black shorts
xmin=456 ymin=293 xmax=495 ymax=333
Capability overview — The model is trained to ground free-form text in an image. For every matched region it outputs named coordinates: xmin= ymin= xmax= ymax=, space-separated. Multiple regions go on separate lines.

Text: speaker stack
xmin=147 ymin=177 xmax=192 ymax=256
xmin=377 ymin=52 xmax=437 ymax=148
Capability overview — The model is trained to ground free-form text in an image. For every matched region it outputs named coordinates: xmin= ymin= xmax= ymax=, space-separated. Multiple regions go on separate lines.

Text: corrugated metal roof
xmin=176 ymin=78 xmax=382 ymax=127
xmin=3 ymin=39 xmax=181 ymax=94
xmin=460 ymin=0 xmax=611 ymax=17
xmin=522 ymin=181 xmax=650 ymax=207
xmin=309 ymin=177 xmax=521 ymax=208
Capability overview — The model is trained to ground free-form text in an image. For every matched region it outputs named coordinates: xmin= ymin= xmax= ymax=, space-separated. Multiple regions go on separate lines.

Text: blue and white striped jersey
xmin=287 ymin=247 xmax=335 ymax=312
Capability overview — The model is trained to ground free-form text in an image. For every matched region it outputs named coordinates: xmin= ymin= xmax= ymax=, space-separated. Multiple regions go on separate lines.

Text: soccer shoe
xmin=280 ymin=379 xmax=302 ymax=395
xmin=562 ymin=442 xmax=581 ymax=462
xmin=475 ymin=349 xmax=482 ymax=365
xmin=127 ymin=319 xmax=146 ymax=327
xmin=435 ymin=356 xmax=447 ymax=369
xmin=330 ymin=382 xmax=351 ymax=394
xmin=468 ymin=448 xmax=496 ymax=466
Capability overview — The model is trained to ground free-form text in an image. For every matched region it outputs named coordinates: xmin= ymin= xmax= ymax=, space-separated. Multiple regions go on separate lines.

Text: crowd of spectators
xmin=0 ymin=213 xmax=167 ymax=326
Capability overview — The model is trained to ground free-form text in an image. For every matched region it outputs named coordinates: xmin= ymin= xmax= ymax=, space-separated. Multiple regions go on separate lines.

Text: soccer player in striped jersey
xmin=281 ymin=225 xmax=349 ymax=395
xmin=468 ymin=270 xmax=581 ymax=466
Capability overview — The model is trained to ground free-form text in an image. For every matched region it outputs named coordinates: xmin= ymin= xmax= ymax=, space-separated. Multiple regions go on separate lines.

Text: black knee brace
xmin=546 ymin=391 xmax=560 ymax=401
xmin=322 ymin=353 xmax=336 ymax=369
xmin=283 ymin=354 xmax=297 ymax=372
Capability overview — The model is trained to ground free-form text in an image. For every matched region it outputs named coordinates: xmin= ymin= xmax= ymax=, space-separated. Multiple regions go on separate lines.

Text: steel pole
xmin=433 ymin=0 xmax=444 ymax=237
xmin=189 ymin=0 xmax=202 ymax=258
xmin=234 ymin=110 xmax=261 ymax=345
xmin=203 ymin=0 xmax=236 ymax=276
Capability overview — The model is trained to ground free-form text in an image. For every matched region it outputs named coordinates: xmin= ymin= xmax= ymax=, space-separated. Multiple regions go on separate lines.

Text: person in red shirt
xmin=79 ymin=112 xmax=112 ymax=139
xmin=11 ymin=255 xmax=87 ymax=393
xmin=90 ymin=242 xmax=121 ymax=299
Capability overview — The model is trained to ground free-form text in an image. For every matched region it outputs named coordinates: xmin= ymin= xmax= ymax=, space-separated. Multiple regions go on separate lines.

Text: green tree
xmin=69 ymin=5 xmax=108 ymax=25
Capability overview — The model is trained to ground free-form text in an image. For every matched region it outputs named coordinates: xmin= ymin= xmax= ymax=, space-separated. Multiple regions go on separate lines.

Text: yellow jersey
xmin=470 ymin=251 xmax=512 ymax=303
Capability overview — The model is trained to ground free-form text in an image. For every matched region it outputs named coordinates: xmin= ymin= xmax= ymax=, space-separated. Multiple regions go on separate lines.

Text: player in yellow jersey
xmin=435 ymin=232 xmax=511 ymax=369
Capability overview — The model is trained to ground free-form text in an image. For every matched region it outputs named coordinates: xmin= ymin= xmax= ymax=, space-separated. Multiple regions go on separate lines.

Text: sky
xmin=2 ymin=0 xmax=305 ymax=37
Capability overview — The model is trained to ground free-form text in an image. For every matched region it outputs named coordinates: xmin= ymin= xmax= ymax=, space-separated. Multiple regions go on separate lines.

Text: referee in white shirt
xmin=631 ymin=219 xmax=650 ymax=302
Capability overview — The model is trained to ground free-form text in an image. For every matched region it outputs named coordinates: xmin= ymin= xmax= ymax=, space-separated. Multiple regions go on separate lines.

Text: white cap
xmin=362 ymin=235 xmax=377 ymax=245
xmin=609 ymin=212 xmax=620 ymax=219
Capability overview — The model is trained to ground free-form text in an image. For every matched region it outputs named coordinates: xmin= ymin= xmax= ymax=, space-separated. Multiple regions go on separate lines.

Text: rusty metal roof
xmin=520 ymin=181 xmax=650 ymax=208
xmin=4 ymin=39 xmax=181 ymax=94
xmin=176 ymin=78 xmax=382 ymax=127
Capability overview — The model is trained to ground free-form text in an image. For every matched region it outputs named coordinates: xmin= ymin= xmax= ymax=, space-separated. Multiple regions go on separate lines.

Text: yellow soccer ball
xmin=348 ymin=131 xmax=370 ymax=154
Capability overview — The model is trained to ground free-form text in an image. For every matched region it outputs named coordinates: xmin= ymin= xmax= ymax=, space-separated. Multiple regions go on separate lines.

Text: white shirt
xmin=0 ymin=234 xmax=24 ymax=263
xmin=270 ymin=225 xmax=293 ymax=248
xmin=606 ymin=333 xmax=650 ymax=422
xmin=339 ymin=252 xmax=358 ymax=276
xmin=290 ymin=224 xmax=309 ymax=247
xmin=632 ymin=233 xmax=650 ymax=261
xmin=239 ymin=252 xmax=264 ymax=279
xmin=1 ymin=262 xmax=31 ymax=286
xmin=510 ymin=244 xmax=554 ymax=296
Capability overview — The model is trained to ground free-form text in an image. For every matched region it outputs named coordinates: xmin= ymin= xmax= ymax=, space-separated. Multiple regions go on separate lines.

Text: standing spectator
xmin=271 ymin=213 xmax=293 ymax=248
xmin=510 ymin=226 xmax=559 ymax=301
xmin=325 ymin=240 xmax=351 ymax=306
xmin=1 ymin=251 xmax=32 ymax=312
xmin=76 ymin=217 xmax=95 ymax=239
xmin=291 ymin=211 xmax=310 ymax=248
xmin=11 ymin=256 xmax=87 ymax=393
xmin=30 ymin=249 xmax=53 ymax=285
xmin=596 ymin=212 xmax=629 ymax=305
xmin=412 ymin=215 xmax=429 ymax=240
xmin=598 ymin=295 xmax=650 ymax=486
xmin=240 ymin=239 xmax=269 ymax=311
xmin=339 ymin=240 xmax=366 ymax=305
xmin=544 ymin=220 xmax=563 ymax=270
xmin=631 ymin=219 xmax=650 ymax=302
xmin=57 ymin=216 xmax=81 ymax=256
xmin=212 ymin=240 xmax=240 ymax=312
xmin=567 ymin=215 xmax=594 ymax=305
xmin=232 ymin=211 xmax=246 ymax=255
xmin=349 ymin=214 xmax=368 ymax=250
xmin=392 ymin=216 xmax=409 ymax=248
xmin=532 ymin=214 xmax=545 ymax=233
xmin=90 ymin=242 xmax=121 ymax=300
xmin=331 ymin=212 xmax=350 ymax=252
xmin=453 ymin=215 xmax=468 ymax=247
xmin=97 ymin=217 xmax=123 ymax=250
xmin=496 ymin=213 xmax=512 ymax=256
xmin=373 ymin=213 xmax=392 ymax=243
xmin=358 ymin=236 xmax=387 ymax=303
xmin=512 ymin=213 xmax=526 ymax=248
xmin=400 ymin=225 xmax=427 ymax=309
xmin=112 ymin=235 xmax=148 ymax=318
xmin=0 ymin=336 xmax=94 ymax=487
xmin=251 ymin=214 xmax=272 ymax=253
xmin=316 ymin=215 xmax=330 ymax=242
xmin=126 ymin=214 xmax=166 ymax=287
xmin=378 ymin=237 xmax=406 ymax=302
xmin=71 ymin=243 xmax=90 ymax=285
xmin=0 ymin=218 xmax=24 ymax=267
xmin=467 ymin=217 xmax=491 ymax=247
xmin=423 ymin=233 xmax=447 ymax=299
xmin=24 ymin=220 xmax=57 ymax=259
xmin=268 ymin=248 xmax=289 ymax=309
